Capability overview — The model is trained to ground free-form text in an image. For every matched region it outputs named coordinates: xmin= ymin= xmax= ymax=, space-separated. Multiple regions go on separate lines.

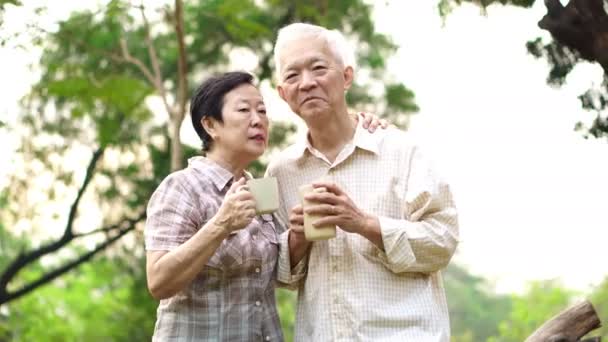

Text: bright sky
xmin=1 ymin=0 xmax=607 ymax=294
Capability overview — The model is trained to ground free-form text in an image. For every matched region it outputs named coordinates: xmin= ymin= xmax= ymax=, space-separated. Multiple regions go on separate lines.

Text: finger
xmin=226 ymin=177 xmax=246 ymax=195
xmin=311 ymin=181 xmax=343 ymax=196
xmin=312 ymin=216 xmax=339 ymax=228
xmin=305 ymin=204 xmax=340 ymax=216
xmin=289 ymin=212 xmax=304 ymax=226
xmin=367 ymin=119 xmax=378 ymax=133
xmin=246 ymin=209 xmax=256 ymax=219
xmin=360 ymin=112 xmax=371 ymax=128
xmin=303 ymin=192 xmax=340 ymax=205
xmin=290 ymin=224 xmax=305 ymax=233
xmin=241 ymin=199 xmax=257 ymax=210
xmin=290 ymin=204 xmax=303 ymax=215
xmin=380 ymin=119 xmax=389 ymax=129
xmin=234 ymin=190 xmax=255 ymax=201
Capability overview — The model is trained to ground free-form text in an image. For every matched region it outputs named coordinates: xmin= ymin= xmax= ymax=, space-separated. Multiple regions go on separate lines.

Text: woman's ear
xmin=202 ymin=117 xmax=218 ymax=140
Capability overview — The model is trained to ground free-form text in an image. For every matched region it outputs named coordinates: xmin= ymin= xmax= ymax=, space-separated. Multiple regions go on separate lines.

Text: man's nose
xmin=298 ymin=71 xmax=316 ymax=91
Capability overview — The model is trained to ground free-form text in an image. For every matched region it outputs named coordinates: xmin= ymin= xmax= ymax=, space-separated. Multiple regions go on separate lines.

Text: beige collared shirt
xmin=267 ymin=121 xmax=459 ymax=341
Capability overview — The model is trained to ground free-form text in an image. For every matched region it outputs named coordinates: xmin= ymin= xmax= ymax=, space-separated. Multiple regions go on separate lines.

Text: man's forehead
xmin=280 ymin=37 xmax=336 ymax=66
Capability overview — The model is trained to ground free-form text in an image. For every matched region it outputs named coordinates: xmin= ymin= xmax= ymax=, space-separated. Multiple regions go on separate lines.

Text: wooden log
xmin=525 ymin=300 xmax=601 ymax=342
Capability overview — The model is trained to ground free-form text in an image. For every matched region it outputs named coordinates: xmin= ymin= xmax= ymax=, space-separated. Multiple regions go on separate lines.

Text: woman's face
xmin=206 ymin=83 xmax=269 ymax=161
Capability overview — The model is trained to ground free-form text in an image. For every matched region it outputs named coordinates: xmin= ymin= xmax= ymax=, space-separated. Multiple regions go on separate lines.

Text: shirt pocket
xmin=369 ymin=176 xmax=406 ymax=219
xmin=205 ymin=234 xmax=245 ymax=271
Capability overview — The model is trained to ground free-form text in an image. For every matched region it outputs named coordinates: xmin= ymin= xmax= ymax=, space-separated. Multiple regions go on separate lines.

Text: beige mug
xmin=298 ymin=184 xmax=336 ymax=241
xmin=247 ymin=177 xmax=279 ymax=215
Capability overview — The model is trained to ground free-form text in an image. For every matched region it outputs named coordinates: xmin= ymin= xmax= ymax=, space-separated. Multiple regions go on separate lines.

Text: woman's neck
xmin=205 ymin=150 xmax=247 ymax=179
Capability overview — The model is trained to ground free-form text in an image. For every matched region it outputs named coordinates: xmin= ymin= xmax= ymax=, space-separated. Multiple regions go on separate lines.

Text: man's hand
xmin=287 ymin=204 xmax=311 ymax=267
xmin=303 ymin=181 xmax=374 ymax=235
xmin=304 ymin=181 xmax=384 ymax=249
xmin=213 ymin=177 xmax=256 ymax=234
xmin=356 ymin=112 xmax=389 ymax=133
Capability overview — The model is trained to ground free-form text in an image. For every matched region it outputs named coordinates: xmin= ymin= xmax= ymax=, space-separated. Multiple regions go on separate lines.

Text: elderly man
xmin=266 ymin=23 xmax=459 ymax=341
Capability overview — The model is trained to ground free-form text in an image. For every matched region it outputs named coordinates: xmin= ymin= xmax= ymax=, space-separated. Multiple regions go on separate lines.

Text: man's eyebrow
xmin=283 ymin=56 xmax=325 ymax=73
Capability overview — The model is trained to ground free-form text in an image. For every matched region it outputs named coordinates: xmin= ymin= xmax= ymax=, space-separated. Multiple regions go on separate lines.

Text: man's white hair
xmin=273 ymin=23 xmax=356 ymax=78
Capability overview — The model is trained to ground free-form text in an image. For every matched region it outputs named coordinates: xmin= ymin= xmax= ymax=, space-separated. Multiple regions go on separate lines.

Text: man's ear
xmin=202 ymin=117 xmax=218 ymax=140
xmin=343 ymin=66 xmax=354 ymax=90
xmin=277 ymin=84 xmax=286 ymax=101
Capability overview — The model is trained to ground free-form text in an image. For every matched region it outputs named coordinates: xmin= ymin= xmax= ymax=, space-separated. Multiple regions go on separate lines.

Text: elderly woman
xmin=144 ymin=71 xmax=385 ymax=341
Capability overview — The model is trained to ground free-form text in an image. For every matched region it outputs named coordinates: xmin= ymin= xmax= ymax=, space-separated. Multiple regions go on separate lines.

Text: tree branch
xmin=0 ymin=211 xmax=146 ymax=305
xmin=137 ymin=3 xmax=174 ymax=119
xmin=118 ymin=37 xmax=157 ymax=87
xmin=0 ymin=147 xmax=104 ymax=296
xmin=525 ymin=300 xmax=601 ymax=342
xmin=174 ymin=0 xmax=188 ymax=120
xmin=257 ymin=3 xmax=295 ymax=82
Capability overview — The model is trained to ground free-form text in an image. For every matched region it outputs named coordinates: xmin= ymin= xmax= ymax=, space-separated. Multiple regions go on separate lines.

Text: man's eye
xmin=313 ymin=65 xmax=326 ymax=70
xmin=238 ymin=108 xmax=249 ymax=112
xmin=258 ymin=109 xmax=267 ymax=115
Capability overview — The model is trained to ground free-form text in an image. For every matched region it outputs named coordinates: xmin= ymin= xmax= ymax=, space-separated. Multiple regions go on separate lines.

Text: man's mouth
xmin=301 ymin=96 xmax=321 ymax=105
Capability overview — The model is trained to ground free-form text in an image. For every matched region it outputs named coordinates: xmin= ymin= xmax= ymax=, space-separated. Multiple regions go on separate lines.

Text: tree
xmin=488 ymin=280 xmax=576 ymax=341
xmin=444 ymin=264 xmax=512 ymax=341
xmin=441 ymin=0 xmax=608 ymax=139
xmin=589 ymin=276 xmax=608 ymax=339
xmin=0 ymin=0 xmax=417 ymax=307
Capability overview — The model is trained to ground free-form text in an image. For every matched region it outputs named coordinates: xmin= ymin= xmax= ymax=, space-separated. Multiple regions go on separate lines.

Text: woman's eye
xmin=258 ymin=109 xmax=267 ymax=115
xmin=238 ymin=108 xmax=249 ymax=112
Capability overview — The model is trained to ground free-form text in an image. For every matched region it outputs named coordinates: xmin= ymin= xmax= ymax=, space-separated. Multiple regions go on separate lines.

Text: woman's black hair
xmin=190 ymin=71 xmax=254 ymax=152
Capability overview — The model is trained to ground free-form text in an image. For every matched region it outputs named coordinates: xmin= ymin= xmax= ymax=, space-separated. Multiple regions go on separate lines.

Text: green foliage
xmin=444 ymin=264 xmax=511 ymax=341
xmin=526 ymin=37 xmax=608 ymax=139
xmin=488 ymin=281 xmax=575 ymax=341
xmin=0 ymin=250 xmax=156 ymax=341
xmin=590 ymin=277 xmax=608 ymax=339
xmin=438 ymin=0 xmax=535 ymax=17
xmin=276 ymin=288 xmax=297 ymax=342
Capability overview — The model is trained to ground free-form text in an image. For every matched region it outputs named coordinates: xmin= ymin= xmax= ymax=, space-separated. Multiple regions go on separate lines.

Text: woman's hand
xmin=214 ymin=177 xmax=256 ymax=233
xmin=357 ymin=112 xmax=389 ymax=132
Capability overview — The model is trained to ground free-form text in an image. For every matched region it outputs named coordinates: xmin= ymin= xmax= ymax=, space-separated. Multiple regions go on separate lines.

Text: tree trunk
xmin=538 ymin=0 xmax=608 ymax=73
xmin=170 ymin=116 xmax=184 ymax=171
xmin=170 ymin=0 xmax=188 ymax=172
xmin=525 ymin=300 xmax=601 ymax=342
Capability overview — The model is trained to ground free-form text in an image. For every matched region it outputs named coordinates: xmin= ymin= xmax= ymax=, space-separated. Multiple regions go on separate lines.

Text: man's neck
xmin=307 ymin=110 xmax=357 ymax=163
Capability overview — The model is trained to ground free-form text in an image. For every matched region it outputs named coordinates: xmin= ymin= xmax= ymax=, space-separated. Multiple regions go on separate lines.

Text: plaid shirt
xmin=144 ymin=157 xmax=283 ymax=342
xmin=267 ymin=121 xmax=459 ymax=341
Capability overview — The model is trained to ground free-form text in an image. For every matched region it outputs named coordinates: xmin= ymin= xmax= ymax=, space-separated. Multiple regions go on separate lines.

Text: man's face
xmin=277 ymin=36 xmax=353 ymax=121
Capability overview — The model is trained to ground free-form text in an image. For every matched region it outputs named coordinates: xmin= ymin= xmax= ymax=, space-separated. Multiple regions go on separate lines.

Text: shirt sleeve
xmin=275 ymin=230 xmax=308 ymax=290
xmin=144 ymin=172 xmax=201 ymax=251
xmin=266 ymin=165 xmax=308 ymax=289
xmin=373 ymin=146 xmax=459 ymax=274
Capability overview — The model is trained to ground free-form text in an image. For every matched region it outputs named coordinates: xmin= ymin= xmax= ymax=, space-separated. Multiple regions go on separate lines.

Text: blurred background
xmin=1 ymin=0 xmax=608 ymax=341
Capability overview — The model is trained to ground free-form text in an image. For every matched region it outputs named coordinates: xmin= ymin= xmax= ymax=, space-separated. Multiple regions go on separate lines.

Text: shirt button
xmin=255 ymin=300 xmax=261 ymax=306
xmin=265 ymin=336 xmax=270 ymax=341
xmin=251 ymin=234 xmax=257 ymax=240
xmin=255 ymin=267 xmax=261 ymax=273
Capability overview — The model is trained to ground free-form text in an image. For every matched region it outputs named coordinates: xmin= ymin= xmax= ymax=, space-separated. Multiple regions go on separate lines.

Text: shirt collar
xmin=188 ymin=156 xmax=253 ymax=191
xmin=287 ymin=118 xmax=381 ymax=160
